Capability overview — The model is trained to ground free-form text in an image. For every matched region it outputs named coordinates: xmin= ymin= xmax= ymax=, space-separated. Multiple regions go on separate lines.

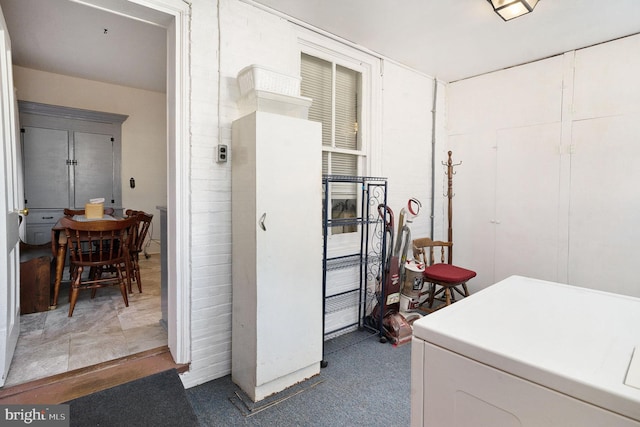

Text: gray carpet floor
xmin=186 ymin=329 xmax=411 ymax=426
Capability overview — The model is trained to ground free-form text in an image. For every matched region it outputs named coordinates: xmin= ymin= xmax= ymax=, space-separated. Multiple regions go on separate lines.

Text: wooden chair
xmin=63 ymin=207 xmax=115 ymax=216
xmin=59 ymin=216 xmax=137 ymax=316
xmin=413 ymin=237 xmax=476 ymax=310
xmin=124 ymin=209 xmax=154 ymax=293
xmin=61 ymin=208 xmax=116 ymax=278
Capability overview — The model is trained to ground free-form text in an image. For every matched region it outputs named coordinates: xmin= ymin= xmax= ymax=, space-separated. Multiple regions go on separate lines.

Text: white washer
xmin=411 ymin=275 xmax=640 ymax=426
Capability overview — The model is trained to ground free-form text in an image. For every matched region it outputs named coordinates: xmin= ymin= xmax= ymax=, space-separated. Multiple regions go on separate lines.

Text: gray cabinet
xmin=19 ymin=101 xmax=128 ymax=244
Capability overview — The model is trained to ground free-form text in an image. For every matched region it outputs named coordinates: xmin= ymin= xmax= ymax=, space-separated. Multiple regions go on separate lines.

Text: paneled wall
xmin=446 ymin=34 xmax=640 ymax=298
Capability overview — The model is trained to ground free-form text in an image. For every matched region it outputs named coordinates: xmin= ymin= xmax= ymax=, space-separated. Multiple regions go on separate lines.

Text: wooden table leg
xmin=51 ymin=240 xmax=67 ymax=309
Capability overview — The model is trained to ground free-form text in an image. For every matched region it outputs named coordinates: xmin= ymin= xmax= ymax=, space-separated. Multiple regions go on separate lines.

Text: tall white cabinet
xmin=231 ymin=110 xmax=323 ymax=402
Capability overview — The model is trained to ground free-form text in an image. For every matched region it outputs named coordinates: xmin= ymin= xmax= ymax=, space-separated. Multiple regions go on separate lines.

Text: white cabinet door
xmin=232 ymin=111 xmax=323 ymax=401
xmin=253 ymin=112 xmax=322 ymax=387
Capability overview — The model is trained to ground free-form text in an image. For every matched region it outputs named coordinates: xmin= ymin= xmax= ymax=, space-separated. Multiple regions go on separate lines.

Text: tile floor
xmin=4 ymin=254 xmax=167 ymax=387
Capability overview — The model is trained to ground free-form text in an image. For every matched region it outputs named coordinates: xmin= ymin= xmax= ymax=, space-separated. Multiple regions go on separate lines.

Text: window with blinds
xmin=301 ymin=53 xmax=363 ymax=235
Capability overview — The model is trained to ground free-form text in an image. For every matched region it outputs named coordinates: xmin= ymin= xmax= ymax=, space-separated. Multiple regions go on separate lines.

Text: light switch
xmin=216 ymin=145 xmax=228 ymax=163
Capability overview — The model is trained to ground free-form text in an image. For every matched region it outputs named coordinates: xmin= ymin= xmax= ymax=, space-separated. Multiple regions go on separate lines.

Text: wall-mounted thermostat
xmin=216 ymin=144 xmax=228 ymax=163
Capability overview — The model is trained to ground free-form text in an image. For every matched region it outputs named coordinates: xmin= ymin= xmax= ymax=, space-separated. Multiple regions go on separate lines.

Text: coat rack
xmin=443 ymin=151 xmax=462 ymax=255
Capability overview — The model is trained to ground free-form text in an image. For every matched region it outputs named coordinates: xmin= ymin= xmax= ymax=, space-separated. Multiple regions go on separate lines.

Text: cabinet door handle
xmin=42 ymin=216 xmax=54 ymax=220
xmin=259 ymin=213 xmax=267 ymax=231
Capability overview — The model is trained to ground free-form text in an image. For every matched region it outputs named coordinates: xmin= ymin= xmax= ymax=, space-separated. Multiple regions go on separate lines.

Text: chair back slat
xmin=123 ymin=210 xmax=154 ymax=293
xmin=59 ymin=217 xmax=136 ymax=266
xmin=125 ymin=210 xmax=154 ymax=253
xmin=60 ymin=216 xmax=137 ymax=317
xmin=412 ymin=235 xmax=475 ymax=310
xmin=412 ymin=237 xmax=453 ymax=266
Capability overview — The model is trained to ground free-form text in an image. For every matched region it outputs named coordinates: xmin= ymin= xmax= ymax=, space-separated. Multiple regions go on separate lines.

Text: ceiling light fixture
xmin=487 ymin=0 xmax=539 ymax=21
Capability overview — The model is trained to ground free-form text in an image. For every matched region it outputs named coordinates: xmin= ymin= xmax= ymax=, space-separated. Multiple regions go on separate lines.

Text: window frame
xmin=297 ymin=28 xmax=382 ymax=255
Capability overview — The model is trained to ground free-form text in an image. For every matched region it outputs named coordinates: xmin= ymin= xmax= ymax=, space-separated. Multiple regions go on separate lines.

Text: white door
xmin=0 ymin=7 xmax=21 ymax=387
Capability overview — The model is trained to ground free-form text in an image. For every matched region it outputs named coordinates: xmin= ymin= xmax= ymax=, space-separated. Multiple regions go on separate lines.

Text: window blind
xmin=301 ymin=54 xmax=332 ymax=147
xmin=301 ymin=53 xmax=361 ymax=231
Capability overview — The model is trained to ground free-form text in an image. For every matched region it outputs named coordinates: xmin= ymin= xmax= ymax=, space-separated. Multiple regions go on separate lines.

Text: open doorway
xmin=5 ymin=255 xmax=166 ymax=386
xmin=0 ymin=0 xmax=190 ymax=386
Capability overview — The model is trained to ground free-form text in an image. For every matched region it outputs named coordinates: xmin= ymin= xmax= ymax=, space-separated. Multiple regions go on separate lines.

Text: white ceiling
xmin=0 ymin=0 xmax=167 ymax=92
xmin=252 ymin=0 xmax=640 ymax=82
xmin=1 ymin=0 xmax=640 ymax=93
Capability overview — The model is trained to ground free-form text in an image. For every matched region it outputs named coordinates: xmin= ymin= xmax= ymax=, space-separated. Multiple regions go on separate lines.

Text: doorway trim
xmin=71 ymin=0 xmax=192 ymax=364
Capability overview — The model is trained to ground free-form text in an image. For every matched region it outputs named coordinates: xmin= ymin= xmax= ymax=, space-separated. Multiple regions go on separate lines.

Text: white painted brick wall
xmin=181 ymin=0 xmax=229 ymax=387
xmin=182 ymin=0 xmax=307 ymax=388
xmin=182 ymin=0 xmax=445 ymax=388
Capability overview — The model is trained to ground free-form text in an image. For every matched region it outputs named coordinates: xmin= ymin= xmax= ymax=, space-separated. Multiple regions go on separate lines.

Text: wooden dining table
xmin=50 ymin=214 xmax=120 ymax=308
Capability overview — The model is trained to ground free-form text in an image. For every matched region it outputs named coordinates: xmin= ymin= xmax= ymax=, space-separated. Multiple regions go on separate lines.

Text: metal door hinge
xmin=66 ymin=159 xmax=78 ymax=165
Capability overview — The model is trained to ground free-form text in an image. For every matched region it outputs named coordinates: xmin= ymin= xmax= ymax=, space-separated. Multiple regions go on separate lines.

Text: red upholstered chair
xmin=413 ymin=237 xmax=476 ymax=310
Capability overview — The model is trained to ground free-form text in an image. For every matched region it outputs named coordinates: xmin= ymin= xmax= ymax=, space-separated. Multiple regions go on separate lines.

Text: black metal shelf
xmin=322 ymin=174 xmax=387 ymax=183
xmin=325 ymin=254 xmax=361 ymax=270
xmin=321 ymin=175 xmax=388 ymax=363
xmin=326 ymin=217 xmax=382 ymax=228
xmin=325 ymin=253 xmax=382 ymax=271
xmin=324 ymin=289 xmax=360 ymax=313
